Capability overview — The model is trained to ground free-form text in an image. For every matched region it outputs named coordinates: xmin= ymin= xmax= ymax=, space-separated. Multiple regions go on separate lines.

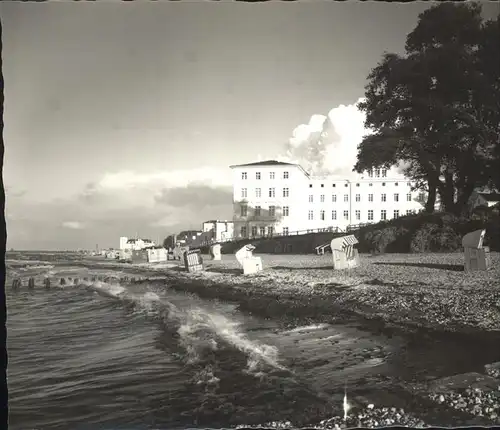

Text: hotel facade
xmin=230 ymin=160 xmax=426 ymax=239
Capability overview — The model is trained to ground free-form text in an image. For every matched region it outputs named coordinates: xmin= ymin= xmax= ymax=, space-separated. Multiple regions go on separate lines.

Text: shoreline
xmin=25 ymin=252 xmax=500 ymax=427
xmin=79 ymin=252 xmax=500 ymax=338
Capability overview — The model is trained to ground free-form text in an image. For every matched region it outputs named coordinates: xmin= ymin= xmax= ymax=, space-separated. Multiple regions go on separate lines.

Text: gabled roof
xmin=229 ymin=160 xmax=296 ymax=168
xmin=478 ymin=192 xmax=500 ymax=202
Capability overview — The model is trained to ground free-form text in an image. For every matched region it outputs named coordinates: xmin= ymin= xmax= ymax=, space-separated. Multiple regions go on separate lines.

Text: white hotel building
xmin=230 ymin=160 xmax=426 ymax=239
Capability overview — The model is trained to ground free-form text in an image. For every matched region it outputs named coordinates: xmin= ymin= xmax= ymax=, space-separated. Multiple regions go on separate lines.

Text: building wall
xmin=231 ymin=163 xmax=425 ymax=239
xmin=232 ymin=164 xmax=310 ymax=238
xmin=202 ymin=220 xmax=234 ymax=242
xmin=147 ymin=248 xmax=168 ymax=263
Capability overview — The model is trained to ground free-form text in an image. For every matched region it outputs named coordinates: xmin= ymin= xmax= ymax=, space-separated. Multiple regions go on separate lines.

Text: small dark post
xmin=60 ymin=278 xmax=66 ymax=285
xmin=28 ymin=278 xmax=35 ymax=289
xmin=11 ymin=279 xmax=20 ymax=289
xmin=73 ymin=278 xmax=79 ymax=285
xmin=44 ymin=278 xmax=51 ymax=289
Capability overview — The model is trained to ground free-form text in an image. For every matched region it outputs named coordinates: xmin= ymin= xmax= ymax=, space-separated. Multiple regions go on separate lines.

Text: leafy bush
xmin=430 ymin=225 xmax=462 ymax=251
xmin=363 ymin=226 xmax=410 ymax=254
xmin=410 ymin=223 xmax=440 ymax=253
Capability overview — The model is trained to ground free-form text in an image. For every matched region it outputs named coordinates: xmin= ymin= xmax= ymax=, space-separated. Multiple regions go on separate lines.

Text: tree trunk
xmin=424 ymin=181 xmax=437 ymax=213
xmin=453 ymin=180 xmax=476 ymax=217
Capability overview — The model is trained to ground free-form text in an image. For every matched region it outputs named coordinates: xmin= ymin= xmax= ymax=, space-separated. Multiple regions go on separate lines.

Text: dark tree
xmin=355 ymin=3 xmax=500 ymax=216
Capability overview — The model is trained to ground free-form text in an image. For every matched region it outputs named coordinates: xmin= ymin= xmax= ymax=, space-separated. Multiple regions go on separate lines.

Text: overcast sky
xmin=2 ymin=1 xmax=498 ymax=250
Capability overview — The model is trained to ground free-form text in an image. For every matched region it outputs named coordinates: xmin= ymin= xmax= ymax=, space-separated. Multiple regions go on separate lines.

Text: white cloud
xmin=6 ymin=166 xmax=234 ymax=250
xmin=280 ymin=98 xmax=374 ymax=178
xmin=97 ymin=166 xmax=232 ymax=191
xmin=62 ymin=221 xmax=85 ymax=230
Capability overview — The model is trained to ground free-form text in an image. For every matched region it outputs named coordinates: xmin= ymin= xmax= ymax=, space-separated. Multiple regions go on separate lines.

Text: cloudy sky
xmin=2 ymin=1 xmax=497 ymax=250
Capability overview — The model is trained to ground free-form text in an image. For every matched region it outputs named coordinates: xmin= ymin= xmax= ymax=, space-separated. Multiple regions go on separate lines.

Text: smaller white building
xmin=202 ymin=220 xmax=234 ymax=242
xmin=472 ymin=192 xmax=500 ymax=209
xmin=119 ymin=237 xmax=156 ymax=251
xmin=146 ymin=247 xmax=168 ymax=263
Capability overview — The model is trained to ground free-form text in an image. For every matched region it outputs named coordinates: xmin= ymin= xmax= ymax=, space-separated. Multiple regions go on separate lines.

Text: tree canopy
xmin=355 ymin=2 xmax=500 ymax=215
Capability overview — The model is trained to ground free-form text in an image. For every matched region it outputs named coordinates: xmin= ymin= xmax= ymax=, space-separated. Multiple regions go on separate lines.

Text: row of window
xmin=239 ymin=208 xmax=417 ymax=238
xmin=240 ymin=205 xmax=289 ymax=217
xmin=241 ymin=171 xmax=289 ymax=180
xmin=309 ymin=181 xmax=407 ymax=188
xmin=241 ymin=170 xmax=411 ymax=188
xmin=312 ymin=193 xmax=415 ymax=203
xmin=367 ymin=168 xmax=388 ymax=178
xmin=240 ymin=204 xmax=417 ymax=220
xmin=309 ymin=209 xmax=413 ymax=221
xmin=241 ymin=187 xmax=425 ymax=203
xmin=240 ymin=225 xmax=277 ymax=237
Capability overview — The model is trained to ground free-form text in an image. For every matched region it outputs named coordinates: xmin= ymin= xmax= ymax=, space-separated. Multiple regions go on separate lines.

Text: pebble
xmin=429 ymin=386 xmax=500 ymax=423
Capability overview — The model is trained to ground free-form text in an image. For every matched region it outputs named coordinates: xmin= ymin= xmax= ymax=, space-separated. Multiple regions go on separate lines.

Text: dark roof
xmin=478 ymin=192 xmax=500 ymax=202
xmin=229 ymin=160 xmax=296 ymax=168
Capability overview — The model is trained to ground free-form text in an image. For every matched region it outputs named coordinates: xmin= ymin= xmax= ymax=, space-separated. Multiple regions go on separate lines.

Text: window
xmin=332 ymin=210 xmax=337 ymax=220
xmin=382 ymin=182 xmax=386 ymax=186
xmin=375 ymin=169 xmax=381 ymax=178
xmin=381 ymin=193 xmax=387 ymax=202
xmin=344 ymin=194 xmax=349 ymax=202
xmin=321 ymin=184 xmax=324 ymax=188
xmin=251 ymin=226 xmax=257 ymax=237
xmin=241 ymin=226 xmax=247 ymax=237
xmin=355 ymin=210 xmax=361 ymax=221
xmin=269 ymin=188 xmax=275 ymax=198
xmin=308 ymin=210 xmax=314 ymax=220
xmin=368 ymin=194 xmax=373 ymax=202
xmin=395 ymin=182 xmax=399 ymax=186
xmin=406 ymin=209 xmax=412 ymax=216
xmin=270 ymin=172 xmax=275 ymax=180
xmin=283 ymin=227 xmax=289 ymax=236
xmin=283 ymin=188 xmax=289 ymax=198
xmin=355 ymin=194 xmax=361 ymax=202
xmin=382 ymin=169 xmax=387 ymax=178
xmin=407 ymin=182 xmax=411 ymax=187
xmin=394 ymin=210 xmax=400 ymax=219
xmin=255 ymin=188 xmax=261 ymax=198
xmin=269 ymin=206 xmax=276 ymax=217
xmin=260 ymin=226 xmax=266 ymax=236
xmin=343 ymin=210 xmax=349 ymax=221
xmin=241 ymin=172 xmax=247 ymax=180
xmin=394 ymin=193 xmax=399 ymax=202
xmin=345 ymin=183 xmax=349 ymax=188
xmin=320 ymin=194 xmax=325 ymax=203
xmin=255 ymin=206 xmax=261 ymax=216
xmin=283 ymin=206 xmax=289 ymax=216
xmin=406 ymin=193 xmax=411 ymax=202
xmin=320 ymin=210 xmax=325 ymax=220
xmin=256 ymin=172 xmax=261 ymax=180
xmin=241 ymin=205 xmax=248 ymax=217
xmin=381 ymin=210 xmax=387 ymax=220
xmin=268 ymin=226 xmax=274 ymax=236
xmin=309 ymin=184 xmax=313 ymax=188
xmin=332 ymin=194 xmax=337 ymax=202
xmin=241 ymin=188 xmax=247 ymax=199
xmin=356 ymin=183 xmax=360 ymax=187
xmin=283 ymin=171 xmax=289 ymax=179
xmin=368 ymin=170 xmax=373 ymax=178
xmin=368 ymin=210 xmax=374 ymax=221
xmin=332 ymin=184 xmax=336 ymax=188
xmin=418 ymin=192 xmax=425 ymax=202
xmin=309 ymin=194 xmax=314 ymax=203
